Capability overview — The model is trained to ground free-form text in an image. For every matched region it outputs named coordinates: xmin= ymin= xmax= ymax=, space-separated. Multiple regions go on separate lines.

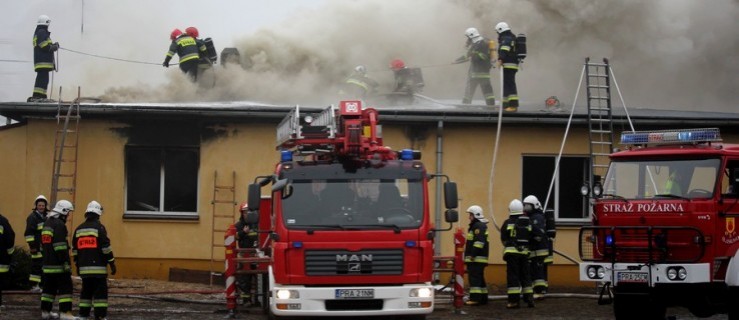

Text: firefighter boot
xmin=524 ymin=294 xmax=535 ymax=308
xmin=58 ymin=312 xmax=78 ymax=320
xmin=506 ymin=302 xmax=520 ymax=309
xmin=41 ymin=311 xmax=59 ymax=319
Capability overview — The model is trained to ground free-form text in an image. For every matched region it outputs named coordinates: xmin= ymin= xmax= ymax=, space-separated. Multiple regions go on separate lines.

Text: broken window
xmin=125 ymin=146 xmax=199 ymax=218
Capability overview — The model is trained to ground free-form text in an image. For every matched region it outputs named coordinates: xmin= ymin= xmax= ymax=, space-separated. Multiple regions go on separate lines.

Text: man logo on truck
xmin=336 ymin=254 xmax=373 ymax=262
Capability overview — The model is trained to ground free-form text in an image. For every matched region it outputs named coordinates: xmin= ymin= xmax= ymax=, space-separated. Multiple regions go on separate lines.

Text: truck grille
xmin=305 ymin=249 xmax=403 ymax=275
xmin=579 ymin=226 xmax=705 ymax=263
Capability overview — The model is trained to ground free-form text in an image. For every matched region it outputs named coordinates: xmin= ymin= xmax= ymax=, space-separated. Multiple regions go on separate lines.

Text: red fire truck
xmin=579 ymin=128 xmax=739 ymax=319
xmin=244 ymin=101 xmax=459 ymax=319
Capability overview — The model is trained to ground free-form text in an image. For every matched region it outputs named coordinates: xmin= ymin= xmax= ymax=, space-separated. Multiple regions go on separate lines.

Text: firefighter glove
xmin=162 ymin=60 xmax=169 ymax=68
xmin=110 ymin=263 xmax=117 ymax=275
xmin=50 ymin=42 xmax=59 ymax=52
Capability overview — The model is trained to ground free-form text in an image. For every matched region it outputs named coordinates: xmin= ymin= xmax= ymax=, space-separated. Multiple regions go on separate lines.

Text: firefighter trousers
xmin=529 ymin=256 xmax=548 ymax=294
xmin=33 ymin=70 xmax=50 ymax=98
xmin=79 ymin=277 xmax=109 ymax=319
xmin=179 ymin=60 xmax=199 ymax=82
xmin=502 ymin=68 xmax=519 ymax=109
xmin=30 ymin=256 xmax=43 ymax=285
xmin=40 ymin=273 xmax=73 ymax=313
xmin=504 ymin=253 xmax=532 ymax=303
xmin=465 ymin=262 xmax=488 ymax=304
xmin=463 ymin=77 xmax=495 ymax=106
xmin=0 ymin=270 xmax=8 ymax=306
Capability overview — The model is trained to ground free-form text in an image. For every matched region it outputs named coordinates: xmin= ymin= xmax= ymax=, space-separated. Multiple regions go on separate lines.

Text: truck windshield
xmin=603 ymin=158 xmax=720 ymax=200
xmin=281 ymin=178 xmax=424 ymax=229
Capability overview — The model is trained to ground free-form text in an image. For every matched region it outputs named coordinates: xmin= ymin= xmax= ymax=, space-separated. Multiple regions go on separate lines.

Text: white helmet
xmin=37 ymin=15 xmax=51 ymax=26
xmin=465 ymin=27 xmax=483 ymax=43
xmin=508 ymin=199 xmax=524 ymax=215
xmin=51 ymin=200 xmax=74 ymax=216
xmin=495 ymin=22 xmax=510 ymax=34
xmin=86 ymin=200 xmax=103 ymax=216
xmin=354 ymin=65 xmax=366 ymax=75
xmin=466 ymin=205 xmax=488 ymax=223
xmin=523 ymin=195 xmax=541 ymax=210
xmin=34 ymin=194 xmax=48 ymax=206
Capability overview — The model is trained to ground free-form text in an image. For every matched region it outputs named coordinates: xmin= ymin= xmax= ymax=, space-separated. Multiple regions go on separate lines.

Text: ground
xmin=1 ymin=279 xmax=726 ymax=319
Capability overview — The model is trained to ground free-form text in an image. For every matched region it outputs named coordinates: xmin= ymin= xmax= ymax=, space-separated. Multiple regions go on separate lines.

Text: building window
xmin=125 ymin=146 xmax=199 ymax=219
xmin=522 ymin=155 xmax=590 ymax=223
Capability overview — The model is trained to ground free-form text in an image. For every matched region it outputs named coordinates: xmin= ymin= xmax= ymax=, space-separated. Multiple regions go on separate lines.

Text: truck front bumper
xmin=579 ymin=262 xmax=710 ymax=286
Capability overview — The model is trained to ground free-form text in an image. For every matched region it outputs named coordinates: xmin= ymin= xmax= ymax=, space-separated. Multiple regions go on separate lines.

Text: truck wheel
xmin=613 ymin=292 xmax=666 ymax=320
xmin=730 ymin=287 xmax=739 ymax=320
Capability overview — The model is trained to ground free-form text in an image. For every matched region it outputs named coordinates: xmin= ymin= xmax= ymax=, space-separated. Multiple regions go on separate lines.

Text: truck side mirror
xmin=245 ymin=210 xmax=259 ymax=224
xmin=444 ymin=209 xmax=459 ymax=223
xmin=444 ymin=182 xmax=458 ymax=209
xmin=248 ymin=183 xmax=261 ymax=211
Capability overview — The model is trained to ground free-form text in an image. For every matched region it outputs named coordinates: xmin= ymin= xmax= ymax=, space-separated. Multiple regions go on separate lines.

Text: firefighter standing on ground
xmin=25 ymin=195 xmax=49 ymax=292
xmin=29 ymin=15 xmax=59 ymax=102
xmin=454 ymin=27 xmax=495 ymax=106
xmin=495 ymin=22 xmax=520 ymax=112
xmin=0 ymin=211 xmax=16 ymax=309
xmin=40 ymin=200 xmax=75 ymax=320
xmin=501 ymin=199 xmax=534 ymax=308
xmin=234 ymin=202 xmax=259 ymax=305
xmin=463 ymin=205 xmax=489 ymax=306
xmin=72 ymin=200 xmax=116 ymax=320
xmin=523 ymin=195 xmax=549 ymax=299
xmin=162 ymin=28 xmax=200 ymax=82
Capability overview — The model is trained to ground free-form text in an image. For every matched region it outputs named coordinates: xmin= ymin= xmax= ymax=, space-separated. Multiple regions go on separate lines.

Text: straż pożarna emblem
xmin=726 ymin=217 xmax=736 ymax=236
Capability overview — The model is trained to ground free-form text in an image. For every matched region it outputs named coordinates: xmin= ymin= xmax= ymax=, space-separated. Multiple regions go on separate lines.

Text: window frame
xmin=522 ymin=154 xmax=591 ymax=224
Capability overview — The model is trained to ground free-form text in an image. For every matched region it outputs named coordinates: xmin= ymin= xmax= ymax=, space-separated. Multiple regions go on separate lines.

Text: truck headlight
xmin=586 ymin=265 xmax=605 ymax=279
xmin=276 ymin=289 xmax=299 ymax=299
xmin=677 ymin=267 xmax=687 ymax=280
xmin=410 ymin=287 xmax=432 ymax=298
xmin=667 ymin=268 xmax=677 ymax=280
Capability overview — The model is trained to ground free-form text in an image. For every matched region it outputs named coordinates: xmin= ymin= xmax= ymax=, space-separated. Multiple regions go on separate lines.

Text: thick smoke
xmin=98 ymin=0 xmax=737 ymax=112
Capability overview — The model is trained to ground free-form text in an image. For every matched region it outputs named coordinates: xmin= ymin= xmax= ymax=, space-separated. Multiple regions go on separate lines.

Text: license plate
xmin=617 ymin=272 xmax=648 ymax=283
xmin=335 ymin=289 xmax=374 ymax=299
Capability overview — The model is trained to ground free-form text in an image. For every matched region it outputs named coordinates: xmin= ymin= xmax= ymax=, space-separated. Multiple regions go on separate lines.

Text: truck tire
xmin=730 ymin=287 xmax=739 ymax=320
xmin=613 ymin=292 xmax=666 ymax=320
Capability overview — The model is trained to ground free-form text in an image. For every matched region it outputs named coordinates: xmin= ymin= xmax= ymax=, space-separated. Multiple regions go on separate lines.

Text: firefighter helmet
xmin=239 ymin=201 xmax=249 ymax=213
xmin=523 ymin=195 xmax=542 ymax=210
xmin=51 ymin=200 xmax=74 ymax=216
xmin=466 ymin=205 xmax=484 ymax=219
xmin=86 ymin=200 xmax=103 ymax=216
xmin=170 ymin=28 xmax=183 ymax=41
xmin=508 ymin=199 xmax=524 ymax=215
xmin=390 ymin=59 xmax=405 ymax=70
xmin=185 ymin=26 xmax=199 ymax=38
xmin=465 ymin=27 xmax=483 ymax=42
xmin=37 ymin=15 xmax=51 ymax=26
xmin=354 ymin=65 xmax=366 ymax=75
xmin=34 ymin=194 xmax=48 ymax=206
xmin=495 ymin=22 xmax=510 ymax=34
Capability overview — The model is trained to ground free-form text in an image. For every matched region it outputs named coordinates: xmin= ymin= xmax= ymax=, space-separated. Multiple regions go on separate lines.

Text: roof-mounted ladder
xmin=585 ymin=57 xmax=615 ymax=187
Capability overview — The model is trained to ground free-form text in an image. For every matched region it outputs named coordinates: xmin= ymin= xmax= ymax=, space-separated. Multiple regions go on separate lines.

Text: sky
xmin=1 ymin=0 xmax=737 ymax=113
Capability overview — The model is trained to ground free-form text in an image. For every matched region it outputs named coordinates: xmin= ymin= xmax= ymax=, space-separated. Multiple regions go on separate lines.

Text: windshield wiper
xmin=653 ymin=194 xmax=689 ymax=200
xmin=303 ymin=225 xmax=346 ymax=234
xmin=345 ymin=224 xmax=402 ymax=233
xmin=600 ymin=193 xmax=629 ymax=202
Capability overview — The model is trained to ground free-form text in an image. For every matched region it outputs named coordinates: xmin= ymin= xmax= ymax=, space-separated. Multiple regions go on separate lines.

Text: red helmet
xmin=239 ymin=201 xmax=249 ymax=212
xmin=185 ymin=26 xmax=199 ymax=38
xmin=390 ymin=59 xmax=405 ymax=70
xmin=170 ymin=28 xmax=183 ymax=41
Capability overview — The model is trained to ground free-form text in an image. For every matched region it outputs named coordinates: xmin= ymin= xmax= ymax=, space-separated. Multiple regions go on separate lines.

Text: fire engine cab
xmin=579 ymin=128 xmax=739 ymax=319
xmin=245 ymin=101 xmax=459 ymax=319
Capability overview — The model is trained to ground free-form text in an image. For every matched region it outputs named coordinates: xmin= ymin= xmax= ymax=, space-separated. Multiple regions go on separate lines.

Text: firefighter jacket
xmin=344 ymin=73 xmax=379 ymax=97
xmin=33 ymin=25 xmax=56 ymax=71
xmin=41 ymin=216 xmax=71 ymax=274
xmin=164 ymin=35 xmax=200 ymax=65
xmin=25 ymin=209 xmax=46 ymax=259
xmin=501 ymin=215 xmax=532 ymax=256
xmin=464 ymin=219 xmax=489 ymax=263
xmin=234 ymin=218 xmax=258 ymax=249
xmin=456 ymin=38 xmax=492 ymax=79
xmin=72 ymin=217 xmax=114 ymax=278
xmin=497 ymin=30 xmax=519 ymax=68
xmin=544 ymin=209 xmax=556 ymax=240
xmin=0 ymin=214 xmax=16 ymax=273
xmin=195 ymin=38 xmax=212 ymax=66
xmin=528 ymin=209 xmax=549 ymax=258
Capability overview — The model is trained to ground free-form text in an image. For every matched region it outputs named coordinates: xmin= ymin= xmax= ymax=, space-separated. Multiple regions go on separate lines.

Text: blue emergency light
xmin=605 ymin=235 xmax=614 ymax=247
xmin=405 ymin=240 xmax=417 ymax=248
xmin=620 ymin=128 xmax=721 ymax=145
xmin=400 ymin=149 xmax=414 ymax=160
xmin=292 ymin=241 xmax=303 ymax=248
xmin=281 ymin=150 xmax=293 ymax=162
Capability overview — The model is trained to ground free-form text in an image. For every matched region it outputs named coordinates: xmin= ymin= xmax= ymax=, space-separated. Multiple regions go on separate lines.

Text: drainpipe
xmin=434 ymin=120 xmax=444 ymax=265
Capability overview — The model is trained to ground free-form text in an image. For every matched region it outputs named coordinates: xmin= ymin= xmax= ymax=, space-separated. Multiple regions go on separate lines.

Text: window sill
xmin=123 ymin=213 xmax=200 ymax=221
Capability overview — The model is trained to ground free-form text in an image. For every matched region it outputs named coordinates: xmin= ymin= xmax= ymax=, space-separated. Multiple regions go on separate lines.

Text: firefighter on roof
xmin=523 ymin=195 xmax=549 ymax=300
xmin=0 ymin=211 xmax=16 ymax=309
xmin=40 ymin=200 xmax=75 ymax=320
xmin=25 ymin=194 xmax=49 ymax=292
xmin=162 ymin=28 xmax=200 ymax=82
xmin=463 ymin=205 xmax=489 ymax=306
xmin=495 ymin=22 xmax=520 ymax=112
xmin=234 ymin=202 xmax=259 ymax=305
xmin=454 ymin=27 xmax=495 ymax=106
xmin=339 ymin=65 xmax=379 ymax=100
xmin=29 ymin=15 xmax=59 ymax=102
xmin=73 ymin=200 xmax=116 ymax=320
xmin=185 ymin=26 xmax=215 ymax=87
xmin=501 ymin=199 xmax=534 ymax=309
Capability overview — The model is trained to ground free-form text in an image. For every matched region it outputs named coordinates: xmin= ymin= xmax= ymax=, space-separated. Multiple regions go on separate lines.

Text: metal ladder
xmin=50 ymin=87 xmax=81 ymax=212
xmin=210 ymin=170 xmax=237 ymax=286
xmin=585 ymin=58 xmax=615 ymax=189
